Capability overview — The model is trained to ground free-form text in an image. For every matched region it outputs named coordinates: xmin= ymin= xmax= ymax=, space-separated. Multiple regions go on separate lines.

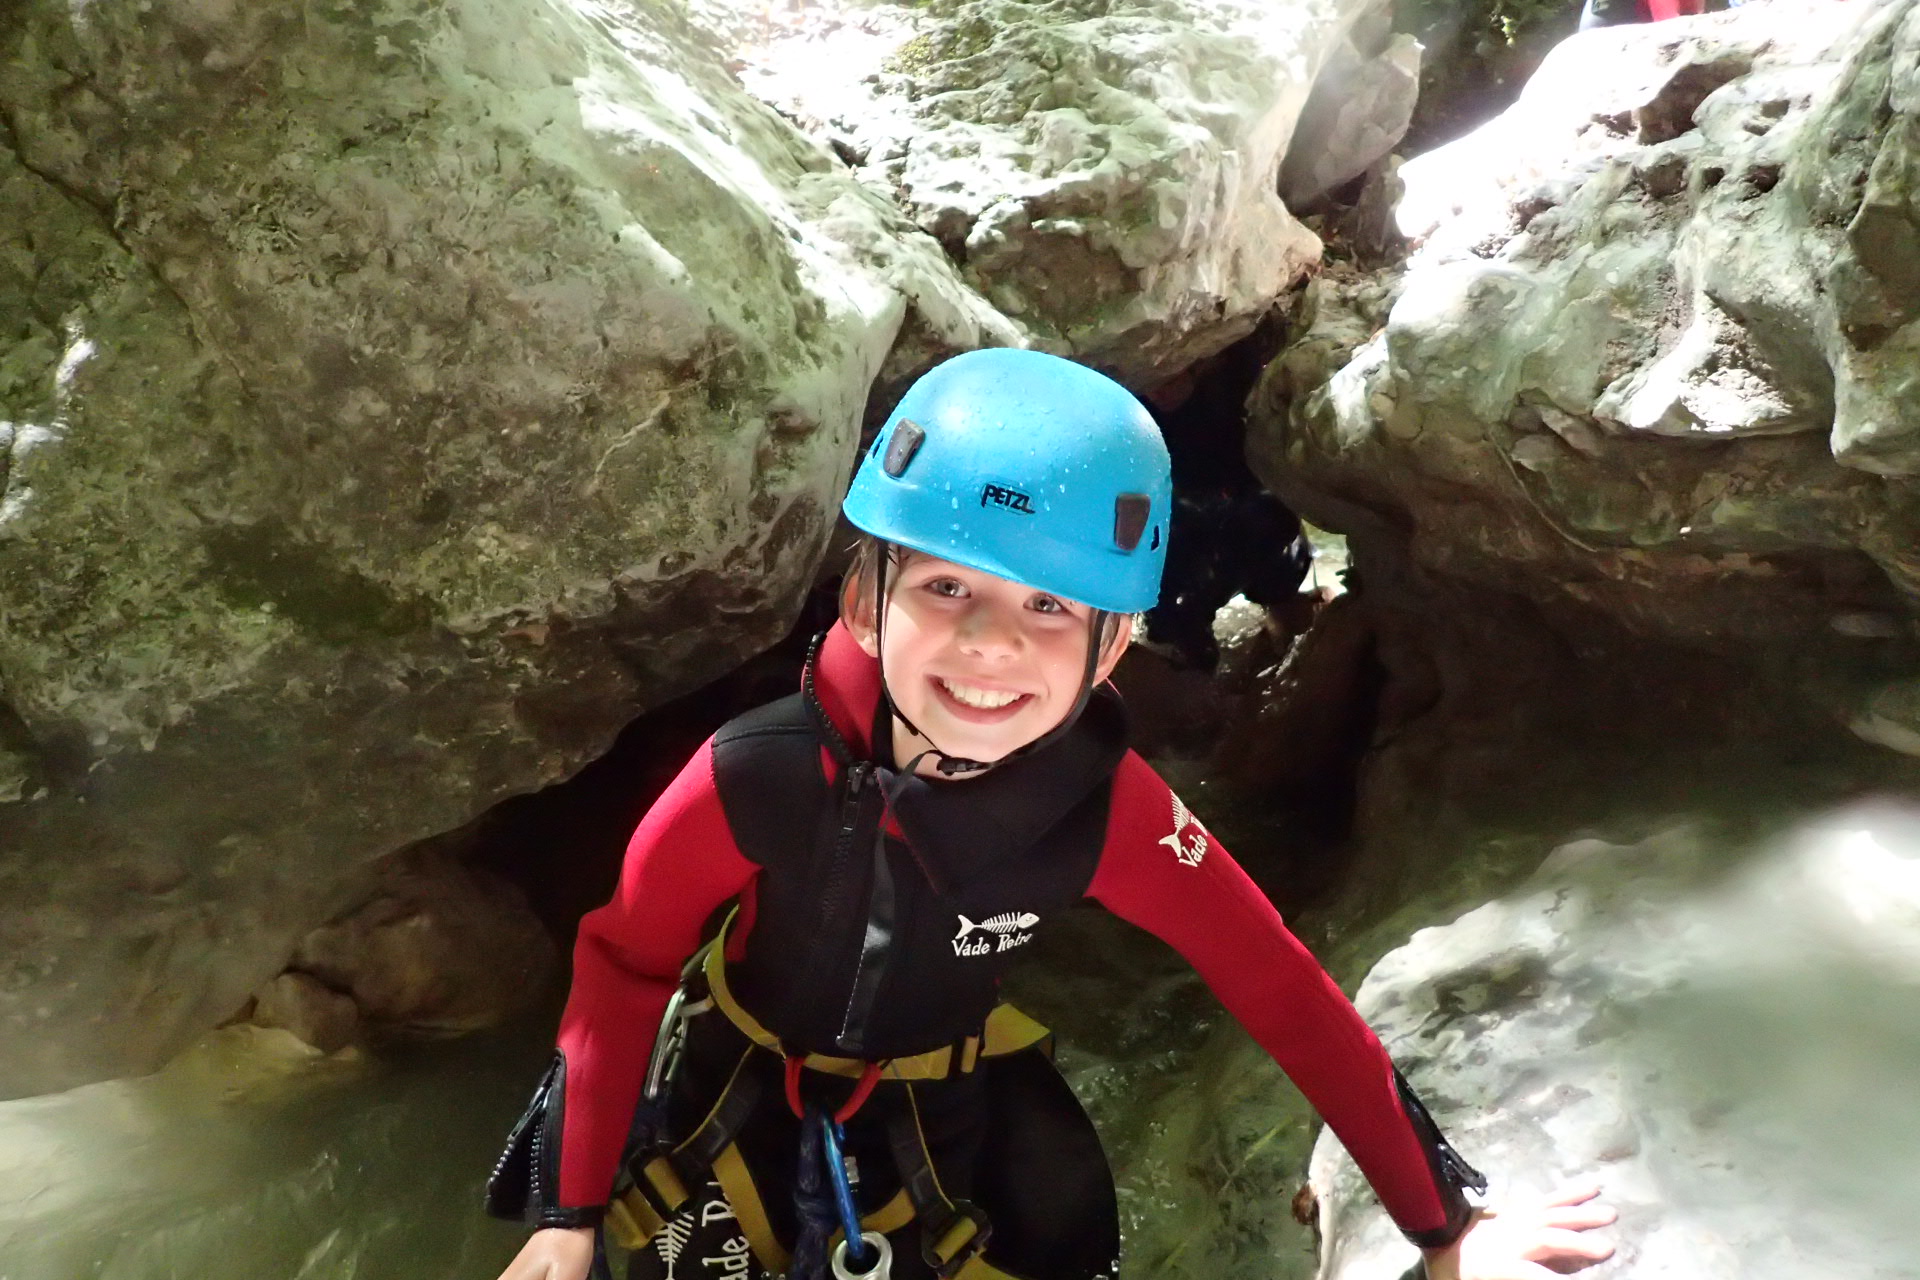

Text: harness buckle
xmin=922 ymin=1199 xmax=992 ymax=1279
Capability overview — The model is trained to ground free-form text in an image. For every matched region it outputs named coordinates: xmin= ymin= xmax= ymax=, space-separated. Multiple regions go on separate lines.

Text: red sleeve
xmin=1086 ymin=752 xmax=1459 ymax=1240
xmin=554 ymin=738 xmax=756 ymax=1208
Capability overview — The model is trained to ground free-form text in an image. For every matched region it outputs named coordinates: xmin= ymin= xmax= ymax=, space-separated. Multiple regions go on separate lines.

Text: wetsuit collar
xmin=813 ymin=623 xmax=887 ymax=758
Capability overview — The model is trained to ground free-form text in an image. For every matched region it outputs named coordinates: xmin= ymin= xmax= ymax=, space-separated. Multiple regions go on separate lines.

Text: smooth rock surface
xmin=1279 ymin=7 xmax=1421 ymax=209
xmin=250 ymin=973 xmax=363 ymax=1056
xmin=0 ymin=0 xmax=996 ymax=1097
xmin=1851 ymin=673 xmax=1920 ymax=756
xmin=1252 ymin=0 xmax=1920 ymax=657
xmin=717 ymin=0 xmax=1412 ymax=383
xmin=1311 ymin=807 xmax=1920 ymax=1280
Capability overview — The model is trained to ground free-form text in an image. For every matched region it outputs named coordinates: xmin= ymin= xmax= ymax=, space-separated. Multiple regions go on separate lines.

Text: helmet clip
xmin=882 ymin=419 xmax=925 ymax=478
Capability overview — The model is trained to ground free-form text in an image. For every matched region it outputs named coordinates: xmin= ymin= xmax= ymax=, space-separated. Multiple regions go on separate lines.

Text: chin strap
xmin=869 ymin=543 xmax=1108 ymax=778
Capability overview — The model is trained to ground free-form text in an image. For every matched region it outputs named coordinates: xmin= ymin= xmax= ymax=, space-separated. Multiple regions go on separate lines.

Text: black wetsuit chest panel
xmin=711 ymin=693 xmax=1114 ymax=1059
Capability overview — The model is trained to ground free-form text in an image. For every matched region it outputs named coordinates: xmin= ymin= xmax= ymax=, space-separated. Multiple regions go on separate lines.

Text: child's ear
xmin=1091 ymin=614 xmax=1133 ymax=684
xmin=840 ymin=572 xmax=881 ymax=657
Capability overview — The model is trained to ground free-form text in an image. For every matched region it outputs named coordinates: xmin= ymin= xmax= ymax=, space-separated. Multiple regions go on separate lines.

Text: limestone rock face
xmin=279 ymin=843 xmax=557 ymax=1039
xmin=250 ymin=973 xmax=362 ymax=1056
xmin=0 ymin=0 xmax=996 ymax=1097
xmin=1278 ymin=7 xmax=1421 ymax=210
xmin=1251 ymin=1 xmax=1920 ymax=663
xmin=1311 ymin=811 xmax=1920 ymax=1280
xmin=729 ymin=0 xmax=1406 ymax=384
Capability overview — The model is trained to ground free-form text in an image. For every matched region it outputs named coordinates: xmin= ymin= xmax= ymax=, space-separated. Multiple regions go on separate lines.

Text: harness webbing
xmin=607 ymin=923 xmax=1051 ymax=1279
xmin=703 ymin=914 xmax=1051 ymax=1081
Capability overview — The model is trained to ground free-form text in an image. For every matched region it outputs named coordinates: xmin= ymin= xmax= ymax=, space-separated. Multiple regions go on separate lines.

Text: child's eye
xmin=926 ymin=577 xmax=967 ymax=598
xmin=1030 ymin=594 xmax=1067 ymax=614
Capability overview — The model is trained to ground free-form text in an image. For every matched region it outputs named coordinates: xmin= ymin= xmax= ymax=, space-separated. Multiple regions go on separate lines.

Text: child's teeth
xmin=941 ymin=679 xmax=1020 ymax=710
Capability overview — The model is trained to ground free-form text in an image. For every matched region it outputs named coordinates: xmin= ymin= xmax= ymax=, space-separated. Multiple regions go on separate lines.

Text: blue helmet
xmin=843 ymin=348 xmax=1171 ymax=613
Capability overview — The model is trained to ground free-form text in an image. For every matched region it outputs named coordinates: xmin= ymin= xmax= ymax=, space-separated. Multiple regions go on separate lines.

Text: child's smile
xmin=930 ymin=676 xmax=1032 ymax=717
xmin=853 ymin=553 xmax=1126 ymax=774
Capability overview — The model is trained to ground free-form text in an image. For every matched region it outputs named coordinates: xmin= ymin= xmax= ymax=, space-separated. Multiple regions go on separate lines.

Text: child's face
xmin=851 ymin=554 xmax=1127 ymax=770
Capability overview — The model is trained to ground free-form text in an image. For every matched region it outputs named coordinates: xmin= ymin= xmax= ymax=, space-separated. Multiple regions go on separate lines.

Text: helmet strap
xmin=869 ymin=543 xmax=1109 ymax=779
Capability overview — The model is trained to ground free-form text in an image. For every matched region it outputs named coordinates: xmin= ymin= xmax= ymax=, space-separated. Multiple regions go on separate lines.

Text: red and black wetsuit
xmin=491 ymin=623 xmax=1480 ymax=1268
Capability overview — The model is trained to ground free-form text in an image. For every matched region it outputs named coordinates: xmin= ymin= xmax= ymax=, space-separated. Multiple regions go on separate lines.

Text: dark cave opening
xmin=462 ymin=590 xmax=840 ymax=948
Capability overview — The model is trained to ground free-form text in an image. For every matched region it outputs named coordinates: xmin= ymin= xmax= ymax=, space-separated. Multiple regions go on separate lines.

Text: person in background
xmin=1146 ymin=483 xmax=1315 ymax=670
xmin=1578 ymin=0 xmax=1707 ymax=29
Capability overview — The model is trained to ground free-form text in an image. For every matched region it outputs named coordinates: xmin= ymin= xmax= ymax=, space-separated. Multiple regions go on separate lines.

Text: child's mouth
xmin=931 ymin=676 xmax=1033 ymax=721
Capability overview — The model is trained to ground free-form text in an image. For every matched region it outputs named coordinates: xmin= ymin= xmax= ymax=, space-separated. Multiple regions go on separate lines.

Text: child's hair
xmin=838 ymin=534 xmax=901 ymax=627
xmin=838 ymin=534 xmax=1131 ymax=649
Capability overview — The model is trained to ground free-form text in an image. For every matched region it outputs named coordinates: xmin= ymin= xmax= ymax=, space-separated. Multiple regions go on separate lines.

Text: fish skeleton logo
xmin=1159 ymin=794 xmax=1208 ymax=867
xmin=953 ymin=911 xmax=1040 ymax=957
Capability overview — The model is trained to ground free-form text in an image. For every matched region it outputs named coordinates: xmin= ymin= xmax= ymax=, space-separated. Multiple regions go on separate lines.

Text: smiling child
xmin=486 ymin=349 xmax=1613 ymax=1280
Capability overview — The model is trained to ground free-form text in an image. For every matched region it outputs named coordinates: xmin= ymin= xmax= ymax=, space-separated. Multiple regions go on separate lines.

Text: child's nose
xmin=957 ymin=602 xmax=1022 ymax=657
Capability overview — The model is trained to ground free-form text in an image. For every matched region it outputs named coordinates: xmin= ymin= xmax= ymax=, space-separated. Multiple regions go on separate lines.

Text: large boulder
xmin=722 ymin=0 xmax=1417 ymax=384
xmin=1311 ymin=808 xmax=1920 ymax=1280
xmin=0 ymin=0 xmax=1002 ymax=1097
xmin=1251 ymin=0 xmax=1920 ymax=741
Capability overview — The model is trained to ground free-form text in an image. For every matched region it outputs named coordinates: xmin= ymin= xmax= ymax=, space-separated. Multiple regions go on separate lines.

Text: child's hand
xmin=1421 ymin=1185 xmax=1617 ymax=1280
xmin=495 ymin=1226 xmax=596 ymax=1280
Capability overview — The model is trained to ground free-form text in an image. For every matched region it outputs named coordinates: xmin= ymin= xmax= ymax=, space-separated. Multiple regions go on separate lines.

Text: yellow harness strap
xmin=713 ymin=1143 xmax=789 ymax=1272
xmin=895 ymin=1083 xmax=1029 ymax=1280
xmin=704 ymin=924 xmax=1050 ymax=1078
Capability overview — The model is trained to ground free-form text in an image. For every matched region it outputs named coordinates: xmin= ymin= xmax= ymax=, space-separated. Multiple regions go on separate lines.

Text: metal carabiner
xmin=643 ymin=946 xmax=716 ymax=1105
xmin=830 ymin=1231 xmax=892 ymax=1280
xmin=643 ymin=985 xmax=692 ymax=1104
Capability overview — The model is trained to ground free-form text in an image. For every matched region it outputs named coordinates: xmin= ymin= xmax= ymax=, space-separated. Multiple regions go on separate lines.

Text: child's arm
xmin=507 ymin=738 xmax=758 ymax=1223
xmin=1086 ymin=752 xmax=1477 ymax=1248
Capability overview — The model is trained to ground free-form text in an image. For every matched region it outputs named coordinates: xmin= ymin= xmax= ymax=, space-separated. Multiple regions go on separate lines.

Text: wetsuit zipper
xmin=813 ymin=761 xmax=878 ymax=1049
xmin=836 ymin=764 xmax=904 ymax=1054
xmin=837 ymin=807 xmax=899 ymax=1053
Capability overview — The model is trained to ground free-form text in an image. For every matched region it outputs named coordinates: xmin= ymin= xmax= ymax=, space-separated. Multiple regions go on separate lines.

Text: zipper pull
xmin=1439 ymin=1140 xmax=1488 ymax=1193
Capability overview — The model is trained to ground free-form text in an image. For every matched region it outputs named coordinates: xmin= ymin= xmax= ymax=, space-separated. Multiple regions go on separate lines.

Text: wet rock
xmin=288 ymin=844 xmax=555 ymax=1037
xmin=716 ymin=0 xmax=1409 ymax=383
xmin=0 ymin=0 xmax=994 ymax=1097
xmin=1311 ymin=809 xmax=1920 ymax=1280
xmin=1850 ymin=676 xmax=1920 ymax=757
xmin=1280 ymin=10 xmax=1422 ymax=210
xmin=1218 ymin=593 xmax=1383 ymax=844
xmin=250 ymin=973 xmax=361 ymax=1056
xmin=1252 ymin=0 xmax=1920 ymax=678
